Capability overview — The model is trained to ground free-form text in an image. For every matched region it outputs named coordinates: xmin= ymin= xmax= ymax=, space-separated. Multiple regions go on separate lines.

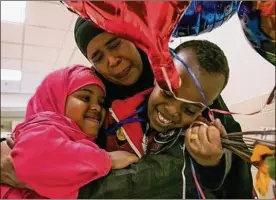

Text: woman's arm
xmin=11 ymin=125 xmax=112 ymax=199
xmin=1 ymin=139 xmax=27 ymax=188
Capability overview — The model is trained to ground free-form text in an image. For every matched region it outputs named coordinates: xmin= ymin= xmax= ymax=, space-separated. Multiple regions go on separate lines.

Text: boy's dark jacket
xmin=78 ymin=94 xmax=253 ymax=199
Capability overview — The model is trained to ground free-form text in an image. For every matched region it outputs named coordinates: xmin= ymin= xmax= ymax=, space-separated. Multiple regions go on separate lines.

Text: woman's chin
xmin=112 ymin=78 xmax=138 ymax=86
xmin=112 ymin=68 xmax=142 ymax=86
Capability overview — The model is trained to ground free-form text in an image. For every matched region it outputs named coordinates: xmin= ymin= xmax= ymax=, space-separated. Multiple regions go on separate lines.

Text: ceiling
xmin=1 ymin=1 xmax=90 ymax=94
xmin=1 ymin=1 xmax=275 ymax=109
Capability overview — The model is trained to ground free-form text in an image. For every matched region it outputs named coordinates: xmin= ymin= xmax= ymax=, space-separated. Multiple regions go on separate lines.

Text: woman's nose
xmin=107 ymin=54 xmax=121 ymax=68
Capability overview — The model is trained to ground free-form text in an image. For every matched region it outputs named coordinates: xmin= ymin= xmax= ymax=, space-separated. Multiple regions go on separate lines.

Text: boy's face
xmin=148 ymin=48 xmax=225 ymax=133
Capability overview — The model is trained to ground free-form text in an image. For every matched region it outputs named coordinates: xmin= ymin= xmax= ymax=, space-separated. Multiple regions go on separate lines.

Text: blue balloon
xmin=237 ymin=1 xmax=276 ymax=66
xmin=172 ymin=1 xmax=241 ymax=37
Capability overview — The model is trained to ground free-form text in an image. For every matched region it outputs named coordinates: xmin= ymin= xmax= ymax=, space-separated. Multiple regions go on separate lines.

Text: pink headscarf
xmin=26 ymin=65 xmax=105 ymax=118
xmin=9 ymin=65 xmax=110 ymax=199
xmin=13 ymin=65 xmax=106 ymax=141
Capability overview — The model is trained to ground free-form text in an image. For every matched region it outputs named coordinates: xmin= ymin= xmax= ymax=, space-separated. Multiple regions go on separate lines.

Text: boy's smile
xmin=157 ymin=111 xmax=172 ymax=125
xmin=147 ymin=48 xmax=225 ymax=133
xmin=152 ymin=107 xmax=174 ymax=131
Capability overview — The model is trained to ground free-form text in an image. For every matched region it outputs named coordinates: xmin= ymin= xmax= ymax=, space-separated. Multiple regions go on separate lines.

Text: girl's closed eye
xmin=98 ymin=98 xmax=106 ymax=108
xmin=74 ymin=91 xmax=91 ymax=102
xmin=80 ymin=95 xmax=91 ymax=102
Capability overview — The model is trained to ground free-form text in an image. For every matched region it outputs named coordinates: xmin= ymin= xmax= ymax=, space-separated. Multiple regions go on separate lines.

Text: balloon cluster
xmin=173 ymin=1 xmax=275 ymax=66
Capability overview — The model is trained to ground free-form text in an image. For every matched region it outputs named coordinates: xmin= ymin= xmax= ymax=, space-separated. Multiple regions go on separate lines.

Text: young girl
xmin=0 ymin=65 xmax=138 ymax=199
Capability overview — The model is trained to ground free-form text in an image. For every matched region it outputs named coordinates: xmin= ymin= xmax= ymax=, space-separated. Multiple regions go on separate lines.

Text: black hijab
xmin=74 ymin=17 xmax=105 ymax=57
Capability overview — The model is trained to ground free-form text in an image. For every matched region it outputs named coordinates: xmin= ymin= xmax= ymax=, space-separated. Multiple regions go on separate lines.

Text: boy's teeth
xmin=158 ymin=112 xmax=172 ymax=124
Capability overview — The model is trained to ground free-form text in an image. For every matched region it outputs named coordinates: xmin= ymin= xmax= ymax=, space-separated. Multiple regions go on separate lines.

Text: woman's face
xmin=86 ymin=32 xmax=143 ymax=86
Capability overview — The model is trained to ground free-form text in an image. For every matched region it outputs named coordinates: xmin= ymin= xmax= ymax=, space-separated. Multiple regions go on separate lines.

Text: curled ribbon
xmin=162 ymin=49 xmax=276 ymax=123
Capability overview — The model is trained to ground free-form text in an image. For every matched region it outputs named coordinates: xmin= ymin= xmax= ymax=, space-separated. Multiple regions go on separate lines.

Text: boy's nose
xmin=164 ymin=102 xmax=180 ymax=120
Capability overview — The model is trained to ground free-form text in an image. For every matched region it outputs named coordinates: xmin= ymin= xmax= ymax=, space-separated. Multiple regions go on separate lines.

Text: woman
xmin=1 ymin=17 xmax=253 ymax=198
xmin=74 ymin=17 xmax=154 ymax=105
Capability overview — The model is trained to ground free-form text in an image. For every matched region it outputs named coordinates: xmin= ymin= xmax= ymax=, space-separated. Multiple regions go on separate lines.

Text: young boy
xmin=105 ymin=40 xmax=229 ymax=158
xmin=104 ymin=40 xmax=232 ymax=196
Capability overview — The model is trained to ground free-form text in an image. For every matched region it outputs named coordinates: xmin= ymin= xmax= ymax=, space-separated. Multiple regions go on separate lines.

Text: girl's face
xmin=65 ymin=84 xmax=106 ymax=137
xmin=86 ymin=32 xmax=143 ymax=86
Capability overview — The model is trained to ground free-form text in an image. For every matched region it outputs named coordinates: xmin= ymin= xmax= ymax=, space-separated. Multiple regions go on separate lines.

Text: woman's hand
xmin=1 ymin=138 xmax=28 ymax=188
xmin=108 ymin=151 xmax=139 ymax=169
xmin=185 ymin=119 xmax=226 ymax=166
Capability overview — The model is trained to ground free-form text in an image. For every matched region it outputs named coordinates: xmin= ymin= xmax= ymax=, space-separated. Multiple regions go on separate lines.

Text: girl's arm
xmin=11 ymin=125 xmax=112 ymax=199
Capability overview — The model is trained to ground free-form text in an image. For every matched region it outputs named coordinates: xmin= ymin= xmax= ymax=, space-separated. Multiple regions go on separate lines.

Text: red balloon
xmin=62 ymin=1 xmax=190 ymax=90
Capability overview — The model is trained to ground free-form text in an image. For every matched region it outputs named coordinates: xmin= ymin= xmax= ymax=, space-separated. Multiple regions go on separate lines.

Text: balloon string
xmin=106 ymin=105 xmax=145 ymax=135
xmin=253 ymin=187 xmax=259 ymax=199
xmin=208 ymin=85 xmax=275 ymax=121
xmin=189 ymin=157 xmax=206 ymax=199
xmin=169 ymin=49 xmax=208 ymax=105
xmin=160 ymin=67 xmax=207 ymax=108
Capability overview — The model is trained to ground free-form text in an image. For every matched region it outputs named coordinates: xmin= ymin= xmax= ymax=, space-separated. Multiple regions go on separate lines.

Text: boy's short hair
xmin=174 ymin=40 xmax=229 ymax=89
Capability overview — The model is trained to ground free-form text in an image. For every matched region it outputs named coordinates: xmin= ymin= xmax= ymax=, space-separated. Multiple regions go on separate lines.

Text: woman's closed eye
xmin=108 ymin=39 xmax=122 ymax=49
xmin=93 ymin=53 xmax=104 ymax=63
xmin=91 ymin=40 xmax=121 ymax=64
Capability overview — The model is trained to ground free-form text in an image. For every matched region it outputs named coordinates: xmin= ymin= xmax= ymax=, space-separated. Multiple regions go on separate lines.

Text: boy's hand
xmin=185 ymin=119 xmax=226 ymax=167
xmin=108 ymin=151 xmax=139 ymax=169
